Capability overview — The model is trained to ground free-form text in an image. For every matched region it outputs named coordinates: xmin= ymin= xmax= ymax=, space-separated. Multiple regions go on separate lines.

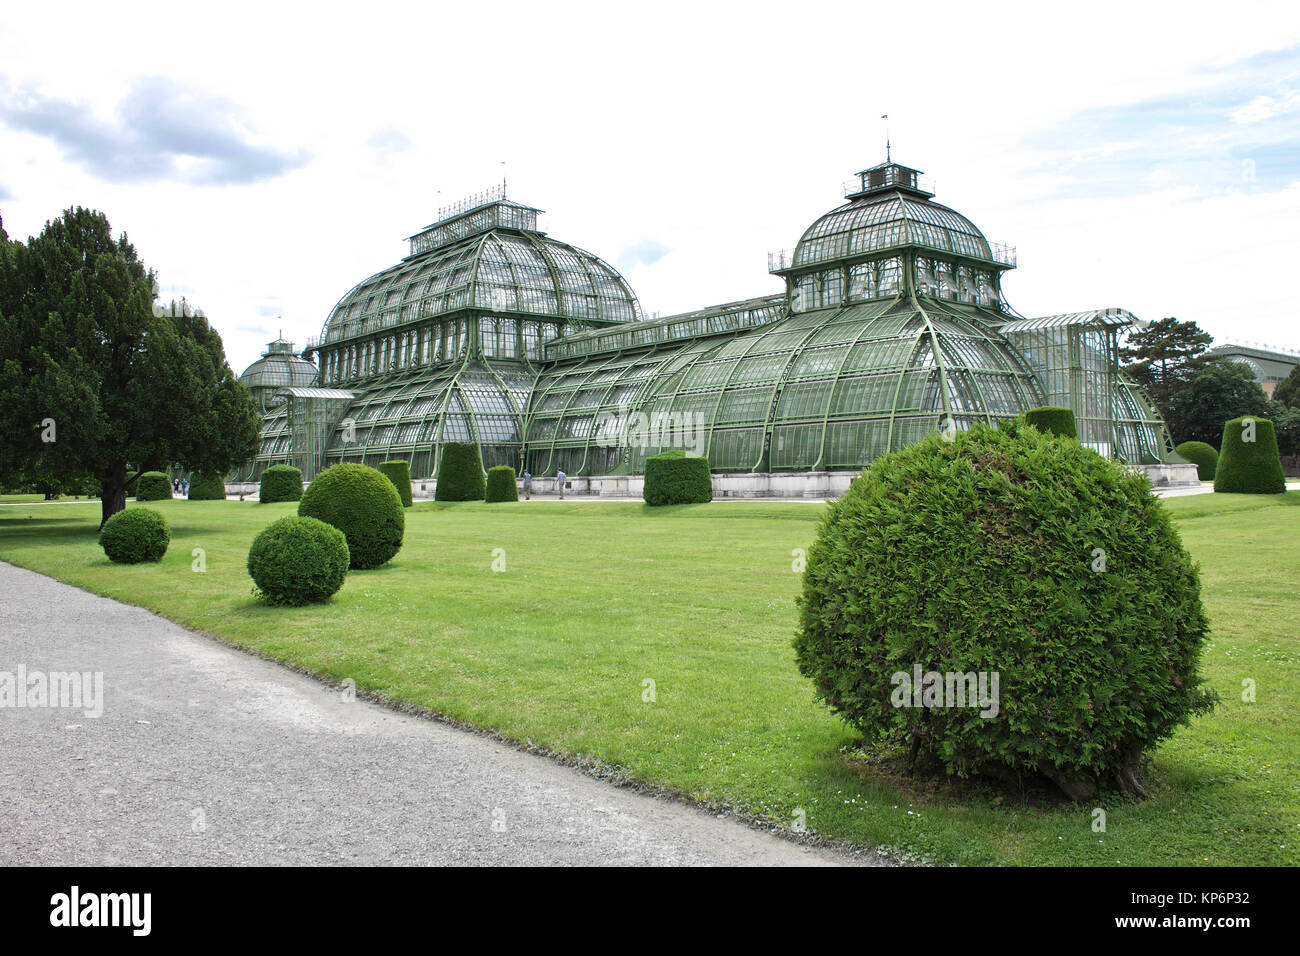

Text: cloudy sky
xmin=2 ymin=0 xmax=1299 ymax=375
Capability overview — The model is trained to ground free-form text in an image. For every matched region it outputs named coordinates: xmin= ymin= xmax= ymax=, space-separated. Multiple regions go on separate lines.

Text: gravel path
xmin=0 ymin=560 xmax=882 ymax=866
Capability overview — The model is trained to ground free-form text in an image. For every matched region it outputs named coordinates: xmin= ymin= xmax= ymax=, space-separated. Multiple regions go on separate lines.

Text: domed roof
xmin=790 ymin=162 xmax=999 ymax=271
xmin=320 ymin=198 xmax=640 ymax=347
xmin=239 ymin=339 xmax=318 ymax=393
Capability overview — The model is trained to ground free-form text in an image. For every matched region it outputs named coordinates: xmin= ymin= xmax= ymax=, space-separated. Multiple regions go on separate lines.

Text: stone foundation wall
xmin=231 ymin=462 xmax=1202 ymax=501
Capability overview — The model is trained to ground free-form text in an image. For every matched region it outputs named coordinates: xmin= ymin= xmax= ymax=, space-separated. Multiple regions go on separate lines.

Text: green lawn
xmin=1 ymin=493 xmax=1296 ymax=866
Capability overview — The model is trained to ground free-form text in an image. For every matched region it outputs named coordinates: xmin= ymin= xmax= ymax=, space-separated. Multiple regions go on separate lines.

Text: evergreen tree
xmin=0 ymin=207 xmax=260 ymax=525
xmin=1272 ymin=363 xmax=1300 ymax=409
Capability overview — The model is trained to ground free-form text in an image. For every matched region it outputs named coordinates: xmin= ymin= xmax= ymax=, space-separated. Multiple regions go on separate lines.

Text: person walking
xmin=522 ymin=470 xmax=532 ymax=500
xmin=555 ymin=469 xmax=566 ymax=500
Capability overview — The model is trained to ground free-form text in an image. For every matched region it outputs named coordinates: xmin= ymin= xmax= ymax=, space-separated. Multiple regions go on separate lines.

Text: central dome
xmin=794 ymin=192 xmax=994 ymax=270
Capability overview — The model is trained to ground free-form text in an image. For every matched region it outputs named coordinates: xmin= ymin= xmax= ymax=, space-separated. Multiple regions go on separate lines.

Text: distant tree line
xmin=1121 ymin=317 xmax=1300 ymax=456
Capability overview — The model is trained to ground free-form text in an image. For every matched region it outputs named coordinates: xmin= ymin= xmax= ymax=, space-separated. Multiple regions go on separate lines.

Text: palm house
xmin=233 ymin=161 xmax=1180 ymax=489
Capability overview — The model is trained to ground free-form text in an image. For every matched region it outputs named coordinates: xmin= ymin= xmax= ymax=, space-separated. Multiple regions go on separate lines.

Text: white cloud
xmin=1231 ymin=91 xmax=1300 ymax=124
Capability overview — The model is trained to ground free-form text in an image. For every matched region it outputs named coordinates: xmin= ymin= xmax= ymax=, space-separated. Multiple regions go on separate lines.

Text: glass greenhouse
xmin=236 ymin=160 xmax=1175 ymax=482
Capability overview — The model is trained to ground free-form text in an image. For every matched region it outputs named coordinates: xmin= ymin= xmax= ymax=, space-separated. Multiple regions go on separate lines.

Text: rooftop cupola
xmin=846 ymin=160 xmax=934 ymax=200
xmin=406 ymin=184 xmax=544 ymax=258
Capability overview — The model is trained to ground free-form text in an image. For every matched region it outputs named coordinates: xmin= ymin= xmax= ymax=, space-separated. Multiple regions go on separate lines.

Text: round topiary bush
xmin=247 ymin=515 xmax=350 ymax=605
xmin=794 ymin=422 xmax=1215 ymax=800
xmin=298 ymin=463 xmax=405 ymax=569
xmin=1021 ymin=405 xmax=1078 ymax=439
xmin=378 ymin=460 xmax=414 ymax=507
xmin=485 ymin=465 xmax=518 ymax=502
xmin=135 ymin=471 xmax=172 ymax=500
xmin=1214 ymin=416 xmax=1285 ymax=494
xmin=99 ymin=508 xmax=170 ymax=564
xmin=643 ymin=450 xmax=712 ymax=506
xmin=435 ymin=442 xmax=487 ymax=501
xmin=1175 ymin=440 xmax=1219 ymax=481
xmin=187 ymin=471 xmax=226 ymax=500
xmin=259 ymin=465 xmax=303 ymax=503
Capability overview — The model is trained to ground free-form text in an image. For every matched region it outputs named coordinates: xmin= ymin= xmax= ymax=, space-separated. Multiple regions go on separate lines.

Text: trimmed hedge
xmin=298 ymin=463 xmax=405 ymax=569
xmin=187 ymin=471 xmax=226 ymax=500
xmin=378 ymin=460 xmax=414 ymax=507
xmin=135 ymin=471 xmax=172 ymax=500
xmin=485 ymin=465 xmax=518 ymax=502
xmin=1022 ymin=405 xmax=1078 ymax=439
xmin=794 ymin=421 xmax=1215 ymax=800
xmin=1175 ymin=440 xmax=1219 ymax=481
xmin=644 ymin=450 xmax=713 ymax=506
xmin=247 ymin=515 xmax=349 ymax=605
xmin=259 ymin=465 xmax=303 ymax=503
xmin=99 ymin=508 xmax=170 ymax=564
xmin=435 ymin=442 xmax=487 ymax=501
xmin=1215 ymin=416 xmax=1286 ymax=494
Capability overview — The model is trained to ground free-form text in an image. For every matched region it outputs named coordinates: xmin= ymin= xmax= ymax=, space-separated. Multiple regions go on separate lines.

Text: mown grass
xmin=1 ymin=492 xmax=1296 ymax=865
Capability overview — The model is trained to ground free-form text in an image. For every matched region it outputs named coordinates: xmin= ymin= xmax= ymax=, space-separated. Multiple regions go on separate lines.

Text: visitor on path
xmin=522 ymin=471 xmax=531 ymax=500
xmin=181 ymin=478 xmax=189 ymax=497
xmin=556 ymin=469 xmax=566 ymax=500
xmin=172 ymin=478 xmax=179 ymax=495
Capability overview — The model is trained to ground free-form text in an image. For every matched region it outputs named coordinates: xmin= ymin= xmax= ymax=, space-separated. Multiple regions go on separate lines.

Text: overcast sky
xmin=2 ymin=0 xmax=1299 ymax=375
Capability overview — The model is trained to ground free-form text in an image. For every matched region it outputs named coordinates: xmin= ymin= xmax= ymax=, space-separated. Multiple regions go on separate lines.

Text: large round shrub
xmin=247 ymin=515 xmax=349 ymax=605
xmin=378 ymin=460 xmax=413 ymax=507
xmin=1021 ymin=405 xmax=1078 ymax=439
xmin=99 ymin=508 xmax=170 ymax=564
xmin=1214 ymin=416 xmax=1285 ymax=494
xmin=259 ymin=465 xmax=303 ymax=503
xmin=187 ymin=471 xmax=226 ymax=500
xmin=1175 ymin=440 xmax=1218 ymax=481
xmin=485 ymin=465 xmax=518 ymax=502
xmin=794 ymin=422 xmax=1215 ymax=799
xmin=298 ymin=463 xmax=404 ymax=569
xmin=643 ymin=450 xmax=712 ymax=505
xmin=135 ymin=471 xmax=172 ymax=500
xmin=435 ymin=442 xmax=486 ymax=501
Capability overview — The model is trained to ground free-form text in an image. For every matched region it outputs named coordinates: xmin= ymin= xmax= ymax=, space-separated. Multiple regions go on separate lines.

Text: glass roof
xmin=320 ymin=362 xmax=534 ymax=474
xmin=320 ymin=224 xmax=640 ymax=347
xmin=792 ymin=192 xmax=995 ymax=270
xmin=524 ymin=297 xmax=1043 ymax=476
xmin=999 ymin=309 xmax=1140 ymax=333
xmin=238 ymin=340 xmax=319 ymax=413
xmin=545 ymin=294 xmax=787 ymax=361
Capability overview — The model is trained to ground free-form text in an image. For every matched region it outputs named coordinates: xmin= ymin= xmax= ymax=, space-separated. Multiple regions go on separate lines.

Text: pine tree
xmin=1119 ymin=317 xmax=1214 ymax=413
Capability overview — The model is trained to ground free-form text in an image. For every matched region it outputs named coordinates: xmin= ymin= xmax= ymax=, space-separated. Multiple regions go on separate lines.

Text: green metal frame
xmin=244 ymin=164 xmax=1181 ymax=482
